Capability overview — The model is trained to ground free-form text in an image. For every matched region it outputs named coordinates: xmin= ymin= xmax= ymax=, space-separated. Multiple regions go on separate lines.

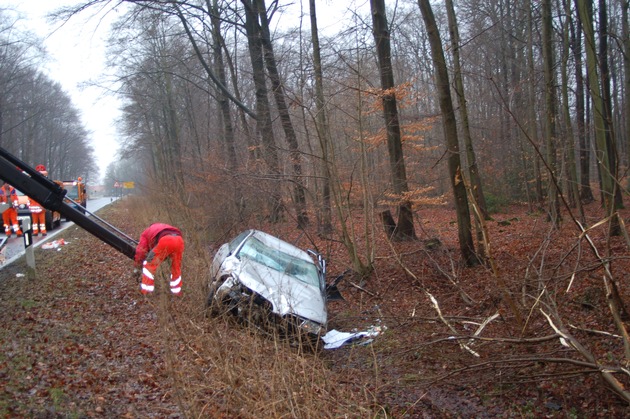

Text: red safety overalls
xmin=0 ymin=185 xmax=22 ymax=237
xmin=29 ymin=198 xmax=46 ymax=236
xmin=134 ymin=223 xmax=184 ymax=295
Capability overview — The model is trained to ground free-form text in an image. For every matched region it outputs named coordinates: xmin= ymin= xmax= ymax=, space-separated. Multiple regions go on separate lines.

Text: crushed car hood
xmin=225 ymin=255 xmax=327 ymax=325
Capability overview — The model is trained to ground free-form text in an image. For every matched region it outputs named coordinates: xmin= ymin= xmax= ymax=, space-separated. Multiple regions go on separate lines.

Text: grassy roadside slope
xmin=0 ymin=199 xmax=370 ymax=418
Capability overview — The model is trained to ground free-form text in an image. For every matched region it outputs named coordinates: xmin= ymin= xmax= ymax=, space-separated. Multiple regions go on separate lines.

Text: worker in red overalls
xmin=0 ymin=182 xmax=22 ymax=238
xmin=134 ymin=223 xmax=185 ymax=295
xmin=28 ymin=165 xmax=48 ymax=236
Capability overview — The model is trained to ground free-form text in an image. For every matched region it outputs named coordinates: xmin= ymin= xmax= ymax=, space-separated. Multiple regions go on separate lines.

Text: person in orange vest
xmin=134 ymin=223 xmax=185 ymax=295
xmin=28 ymin=165 xmax=49 ymax=236
xmin=0 ymin=182 xmax=22 ymax=238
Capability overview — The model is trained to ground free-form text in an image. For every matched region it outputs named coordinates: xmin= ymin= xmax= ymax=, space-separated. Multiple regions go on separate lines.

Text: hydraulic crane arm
xmin=0 ymin=147 xmax=138 ymax=260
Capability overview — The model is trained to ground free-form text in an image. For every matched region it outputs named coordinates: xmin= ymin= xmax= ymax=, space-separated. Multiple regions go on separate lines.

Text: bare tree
xmin=308 ymin=0 xmax=332 ymax=234
xmin=241 ymin=0 xmax=283 ymax=222
xmin=576 ymin=0 xmax=622 ymax=234
xmin=542 ymin=0 xmax=560 ymax=225
xmin=370 ymin=0 xmax=416 ymax=241
xmin=256 ymin=0 xmax=308 ymax=227
xmin=444 ymin=0 xmax=488 ymax=222
xmin=417 ymin=0 xmax=478 ymax=266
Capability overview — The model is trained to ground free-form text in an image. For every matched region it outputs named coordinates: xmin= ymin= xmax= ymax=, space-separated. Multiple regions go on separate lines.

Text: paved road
xmin=1 ymin=197 xmax=118 ymax=268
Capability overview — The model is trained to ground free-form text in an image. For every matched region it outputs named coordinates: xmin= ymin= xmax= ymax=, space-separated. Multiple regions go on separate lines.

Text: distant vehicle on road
xmin=62 ymin=178 xmax=87 ymax=218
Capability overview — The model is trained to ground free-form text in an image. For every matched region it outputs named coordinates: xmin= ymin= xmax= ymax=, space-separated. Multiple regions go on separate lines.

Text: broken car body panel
xmin=209 ymin=229 xmax=328 ymax=337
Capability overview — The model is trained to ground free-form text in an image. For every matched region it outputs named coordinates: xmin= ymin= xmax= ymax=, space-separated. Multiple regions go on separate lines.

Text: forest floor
xmin=1 ymin=197 xmax=630 ymax=417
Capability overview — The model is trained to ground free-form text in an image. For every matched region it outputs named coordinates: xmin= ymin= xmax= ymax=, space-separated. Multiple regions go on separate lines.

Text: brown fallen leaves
xmin=1 ymin=198 xmax=630 ymax=417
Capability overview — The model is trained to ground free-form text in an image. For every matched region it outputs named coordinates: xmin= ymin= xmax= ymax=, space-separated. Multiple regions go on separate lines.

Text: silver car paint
xmin=211 ymin=230 xmax=327 ymax=328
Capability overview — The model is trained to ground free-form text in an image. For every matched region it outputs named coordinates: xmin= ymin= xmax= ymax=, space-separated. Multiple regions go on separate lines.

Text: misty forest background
xmin=0 ymin=0 xmax=629 ymax=270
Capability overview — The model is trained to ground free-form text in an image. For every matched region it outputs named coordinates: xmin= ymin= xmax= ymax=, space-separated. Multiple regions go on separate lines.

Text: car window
xmin=237 ymin=236 xmax=320 ymax=287
xmin=229 ymin=230 xmax=251 ymax=253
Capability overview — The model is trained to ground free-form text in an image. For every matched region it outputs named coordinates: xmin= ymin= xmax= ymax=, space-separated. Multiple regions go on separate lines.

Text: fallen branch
xmin=426 ymin=291 xmax=479 ymax=357
xmin=348 ymin=281 xmax=375 ymax=296
xmin=541 ymin=308 xmax=630 ymax=403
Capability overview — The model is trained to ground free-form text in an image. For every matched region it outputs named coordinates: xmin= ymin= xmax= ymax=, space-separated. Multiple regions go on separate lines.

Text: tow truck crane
xmin=0 ymin=147 xmax=137 ymax=259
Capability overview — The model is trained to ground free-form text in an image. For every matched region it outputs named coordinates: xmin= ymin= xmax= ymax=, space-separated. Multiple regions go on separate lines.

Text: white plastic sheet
xmin=322 ymin=325 xmax=385 ymax=350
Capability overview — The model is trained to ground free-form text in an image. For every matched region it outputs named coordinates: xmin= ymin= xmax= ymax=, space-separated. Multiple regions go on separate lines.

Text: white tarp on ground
xmin=322 ymin=325 xmax=385 ymax=350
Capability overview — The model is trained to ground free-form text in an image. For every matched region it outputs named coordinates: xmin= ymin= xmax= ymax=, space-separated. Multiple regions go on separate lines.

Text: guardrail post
xmin=20 ymin=217 xmax=35 ymax=274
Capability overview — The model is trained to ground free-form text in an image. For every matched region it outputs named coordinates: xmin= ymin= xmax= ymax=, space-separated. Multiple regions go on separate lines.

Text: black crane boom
xmin=0 ymin=147 xmax=137 ymax=260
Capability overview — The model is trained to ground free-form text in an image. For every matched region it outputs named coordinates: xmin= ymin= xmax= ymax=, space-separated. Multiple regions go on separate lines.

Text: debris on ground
xmin=322 ymin=325 xmax=385 ymax=349
xmin=41 ymin=239 xmax=67 ymax=249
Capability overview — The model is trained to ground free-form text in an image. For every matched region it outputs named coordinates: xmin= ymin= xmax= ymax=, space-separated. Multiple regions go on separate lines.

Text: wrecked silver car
xmin=208 ymin=229 xmax=335 ymax=344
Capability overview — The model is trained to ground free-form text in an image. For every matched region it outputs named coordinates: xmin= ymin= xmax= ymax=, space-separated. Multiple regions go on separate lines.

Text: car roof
xmin=248 ymin=229 xmax=314 ymax=263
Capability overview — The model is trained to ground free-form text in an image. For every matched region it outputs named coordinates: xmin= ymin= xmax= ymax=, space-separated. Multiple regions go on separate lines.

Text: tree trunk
xmin=417 ymin=0 xmax=478 ymax=266
xmin=242 ymin=0 xmax=283 ymax=222
xmin=526 ymin=0 xmax=544 ymax=206
xmin=256 ymin=0 xmax=309 ymax=227
xmin=444 ymin=0 xmax=488 ymax=223
xmin=624 ymin=0 xmax=630 ymax=170
xmin=542 ymin=0 xmax=560 ymax=226
xmin=571 ymin=6 xmax=595 ymax=203
xmin=209 ymin=0 xmax=244 ymax=218
xmin=561 ymin=0 xmax=585 ymax=222
xmin=369 ymin=0 xmax=416 ymax=241
xmin=598 ymin=0 xmax=623 ymax=211
xmin=308 ymin=0 xmax=333 ymax=234
xmin=576 ymin=0 xmax=621 ymax=234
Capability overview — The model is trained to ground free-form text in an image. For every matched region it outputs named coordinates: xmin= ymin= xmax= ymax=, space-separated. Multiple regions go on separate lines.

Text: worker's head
xmin=35 ymin=164 xmax=48 ymax=177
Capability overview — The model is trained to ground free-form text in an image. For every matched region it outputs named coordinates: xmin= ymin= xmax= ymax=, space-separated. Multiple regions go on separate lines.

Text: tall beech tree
xmin=444 ymin=0 xmax=488 ymax=222
xmin=241 ymin=0 xmax=284 ymax=222
xmin=542 ymin=0 xmax=560 ymax=225
xmin=256 ymin=0 xmax=308 ymax=227
xmin=417 ymin=0 xmax=478 ymax=266
xmin=369 ymin=0 xmax=416 ymax=241
xmin=308 ymin=0 xmax=332 ymax=234
xmin=576 ymin=0 xmax=622 ymax=234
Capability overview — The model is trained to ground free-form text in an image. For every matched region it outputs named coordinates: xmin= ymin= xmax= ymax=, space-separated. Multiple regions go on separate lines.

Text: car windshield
xmin=237 ymin=236 xmax=320 ymax=287
xmin=65 ymin=184 xmax=79 ymax=199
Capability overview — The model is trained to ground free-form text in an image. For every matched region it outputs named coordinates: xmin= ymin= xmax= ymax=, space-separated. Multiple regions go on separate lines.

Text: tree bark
xmin=308 ymin=0 xmax=332 ymax=234
xmin=560 ymin=0 xmax=584 ymax=222
xmin=624 ymin=0 xmax=630 ymax=170
xmin=242 ymin=0 xmax=283 ymax=222
xmin=256 ymin=0 xmax=309 ymax=227
xmin=542 ymin=0 xmax=560 ymax=226
xmin=444 ymin=0 xmax=488 ymax=222
xmin=597 ymin=0 xmax=623 ymax=211
xmin=570 ymin=6 xmax=595 ymax=203
xmin=369 ymin=0 xmax=416 ymax=241
xmin=208 ymin=0 xmax=244 ymax=218
xmin=576 ymin=0 xmax=621 ymax=234
xmin=417 ymin=0 xmax=478 ymax=266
